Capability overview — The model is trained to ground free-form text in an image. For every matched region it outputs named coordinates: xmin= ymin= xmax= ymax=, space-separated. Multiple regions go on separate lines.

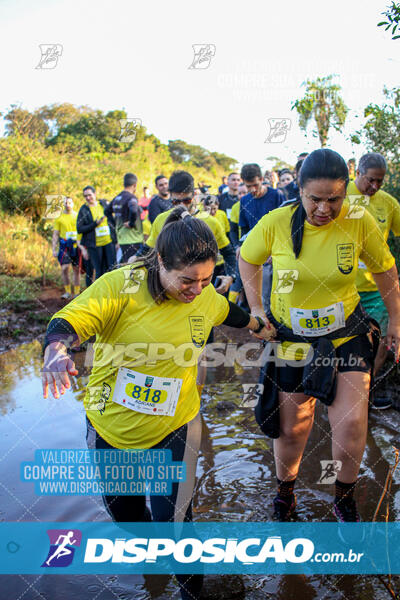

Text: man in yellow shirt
xmin=52 ymin=197 xmax=85 ymax=299
xmin=348 ymin=152 xmax=400 ymax=408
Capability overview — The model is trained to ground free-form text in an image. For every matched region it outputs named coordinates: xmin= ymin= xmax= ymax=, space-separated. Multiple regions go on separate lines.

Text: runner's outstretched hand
xmin=42 ymin=342 xmax=78 ymax=399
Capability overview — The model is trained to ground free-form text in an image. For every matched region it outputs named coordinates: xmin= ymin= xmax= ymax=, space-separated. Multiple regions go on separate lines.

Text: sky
xmin=0 ymin=0 xmax=399 ymax=171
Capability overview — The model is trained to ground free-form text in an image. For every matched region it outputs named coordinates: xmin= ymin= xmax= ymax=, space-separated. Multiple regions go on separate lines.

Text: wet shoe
xmin=333 ymin=498 xmax=361 ymax=522
xmin=273 ymin=494 xmax=297 ymax=521
xmin=371 ymin=396 xmax=392 ymax=410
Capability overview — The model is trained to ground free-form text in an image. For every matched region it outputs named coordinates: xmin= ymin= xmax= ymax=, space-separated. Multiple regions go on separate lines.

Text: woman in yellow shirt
xmin=42 ymin=206 xmax=271 ymax=599
xmin=240 ymin=149 xmax=400 ymax=523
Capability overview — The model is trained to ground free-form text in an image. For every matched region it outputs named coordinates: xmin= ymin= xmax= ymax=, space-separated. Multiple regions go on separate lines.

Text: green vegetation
xmin=378 ymin=2 xmax=400 ymax=39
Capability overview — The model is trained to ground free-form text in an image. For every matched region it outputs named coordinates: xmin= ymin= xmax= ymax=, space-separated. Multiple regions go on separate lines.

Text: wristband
xmin=253 ymin=316 xmax=266 ymax=334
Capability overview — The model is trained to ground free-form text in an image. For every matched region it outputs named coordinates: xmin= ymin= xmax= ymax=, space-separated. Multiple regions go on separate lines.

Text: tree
xmin=351 ymin=87 xmax=400 ymax=198
xmin=291 ymin=75 xmax=348 ymax=147
xmin=378 ymin=2 xmax=400 ymax=39
xmin=4 ymin=105 xmax=50 ymax=140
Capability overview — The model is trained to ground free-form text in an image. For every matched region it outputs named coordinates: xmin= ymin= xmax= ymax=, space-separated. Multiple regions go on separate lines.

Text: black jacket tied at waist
xmin=255 ymin=303 xmax=381 ymax=439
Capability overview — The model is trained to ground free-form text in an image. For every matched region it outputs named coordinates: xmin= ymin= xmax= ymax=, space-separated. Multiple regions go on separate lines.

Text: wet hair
xmin=168 ymin=170 xmax=194 ymax=195
xmin=83 ymin=185 xmax=95 ymax=194
xmin=155 ymin=174 xmax=167 ymax=186
xmin=290 ymin=149 xmax=349 ymax=258
xmin=358 ymin=153 xmax=387 ymax=175
xmin=124 ymin=173 xmax=137 ymax=187
xmin=133 ymin=205 xmax=218 ymax=304
xmin=241 ymin=163 xmax=262 ymax=181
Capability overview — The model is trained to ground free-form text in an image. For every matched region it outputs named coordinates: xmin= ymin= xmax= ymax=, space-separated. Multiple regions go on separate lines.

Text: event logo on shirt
xmin=336 ymin=243 xmax=354 ymax=274
xmin=189 ymin=316 xmax=205 ymax=347
xmin=35 ymin=44 xmax=63 ymax=69
xmin=265 ymin=118 xmax=291 ymax=143
xmin=188 ymin=44 xmax=216 ymax=69
xmin=42 ymin=529 xmax=81 ymax=567
xmin=274 ymin=270 xmax=299 ymax=293
xmin=119 ymin=119 xmax=142 ymax=143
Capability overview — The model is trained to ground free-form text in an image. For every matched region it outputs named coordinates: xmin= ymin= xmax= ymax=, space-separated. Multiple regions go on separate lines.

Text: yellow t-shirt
xmin=51 ymin=265 xmax=229 ymax=449
xmin=215 ymin=209 xmax=230 ymax=235
xmin=229 ymin=201 xmax=240 ymax=225
xmin=146 ymin=208 xmax=230 ymax=250
xmin=346 ymin=181 xmax=400 ymax=292
xmin=241 ymin=203 xmax=394 ymax=353
xmin=53 ymin=212 xmax=78 ymax=241
xmin=89 ymin=204 xmax=112 ymax=247
xmin=142 ymin=217 xmax=151 ymax=239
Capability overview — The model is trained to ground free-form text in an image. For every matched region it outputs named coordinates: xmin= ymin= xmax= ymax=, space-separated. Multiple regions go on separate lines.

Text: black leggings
xmin=86 ymin=413 xmax=203 ymax=599
xmin=87 ymin=243 xmax=116 ymax=282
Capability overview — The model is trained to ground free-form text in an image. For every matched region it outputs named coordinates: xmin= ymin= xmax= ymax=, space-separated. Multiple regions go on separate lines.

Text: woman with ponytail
xmin=41 ymin=204 xmax=273 ymax=600
xmin=239 ymin=148 xmax=400 ymax=523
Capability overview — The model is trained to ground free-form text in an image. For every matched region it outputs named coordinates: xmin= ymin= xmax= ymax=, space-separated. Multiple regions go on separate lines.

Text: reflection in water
xmin=0 ymin=341 xmax=400 ymax=598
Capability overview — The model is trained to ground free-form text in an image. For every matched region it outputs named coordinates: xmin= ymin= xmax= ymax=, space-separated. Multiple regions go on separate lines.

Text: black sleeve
xmin=222 ymin=301 xmax=251 ymax=328
xmin=220 ymin=243 xmax=236 ymax=278
xmin=128 ymin=198 xmax=139 ymax=228
xmin=42 ymin=318 xmax=80 ymax=354
xmin=77 ymin=206 xmax=97 ymax=234
xmin=229 ymin=222 xmax=239 ymax=248
xmin=103 ymin=201 xmax=113 ymax=220
xmin=148 ymin=197 xmax=159 ymax=223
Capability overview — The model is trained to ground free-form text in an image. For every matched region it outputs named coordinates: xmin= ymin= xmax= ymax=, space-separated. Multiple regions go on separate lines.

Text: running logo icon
xmin=274 ymin=270 xmax=299 ymax=293
xmin=188 ymin=44 xmax=216 ymax=69
xmin=346 ymin=195 xmax=369 ymax=219
xmin=265 ymin=118 xmax=291 ymax=143
xmin=44 ymin=195 xmax=65 ymax=220
xmin=240 ymin=383 xmax=264 ymax=408
xmin=36 ymin=44 xmax=63 ymax=69
xmin=317 ymin=460 xmax=342 ymax=484
xmin=119 ymin=119 xmax=142 ymax=143
xmin=42 ymin=529 xmax=82 ymax=567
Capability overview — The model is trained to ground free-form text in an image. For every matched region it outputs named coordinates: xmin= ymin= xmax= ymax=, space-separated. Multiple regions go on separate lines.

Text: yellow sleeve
xmin=221 ymin=211 xmax=230 ymax=233
xmin=388 ymin=193 xmax=400 ymax=236
xmin=240 ymin=214 xmax=273 ymax=265
xmin=230 ymin=202 xmax=240 ymax=224
xmin=146 ymin=218 xmax=161 ymax=248
xmin=53 ymin=217 xmax=61 ymax=233
xmin=211 ymin=217 xmax=230 ymax=249
xmin=209 ymin=286 xmax=230 ymax=326
xmin=50 ymin=270 xmax=127 ymax=341
xmin=359 ymin=211 xmax=395 ymax=273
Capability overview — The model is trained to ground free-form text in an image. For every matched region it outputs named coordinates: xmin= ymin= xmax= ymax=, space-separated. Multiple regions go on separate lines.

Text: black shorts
xmin=278 ymin=334 xmax=373 ymax=394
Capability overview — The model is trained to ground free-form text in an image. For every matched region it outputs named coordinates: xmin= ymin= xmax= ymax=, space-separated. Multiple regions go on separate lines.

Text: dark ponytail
xmin=290 ymin=149 xmax=349 ymax=258
xmin=134 ymin=206 xmax=218 ymax=304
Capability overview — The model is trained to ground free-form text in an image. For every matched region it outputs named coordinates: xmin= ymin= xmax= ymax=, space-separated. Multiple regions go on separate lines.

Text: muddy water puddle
xmin=1 ymin=335 xmax=400 ymax=599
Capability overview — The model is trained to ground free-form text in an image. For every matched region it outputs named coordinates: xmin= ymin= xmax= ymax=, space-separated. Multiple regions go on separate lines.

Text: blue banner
xmin=1 ymin=522 xmax=399 ymax=574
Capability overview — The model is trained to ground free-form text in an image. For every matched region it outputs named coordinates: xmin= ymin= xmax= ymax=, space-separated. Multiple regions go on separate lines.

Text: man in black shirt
xmin=218 ymin=172 xmax=241 ymax=217
xmin=148 ymin=174 xmax=172 ymax=223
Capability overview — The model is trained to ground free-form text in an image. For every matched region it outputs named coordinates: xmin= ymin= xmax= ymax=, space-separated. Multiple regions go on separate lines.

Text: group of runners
xmin=43 ymin=149 xmax=400 ymax=599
